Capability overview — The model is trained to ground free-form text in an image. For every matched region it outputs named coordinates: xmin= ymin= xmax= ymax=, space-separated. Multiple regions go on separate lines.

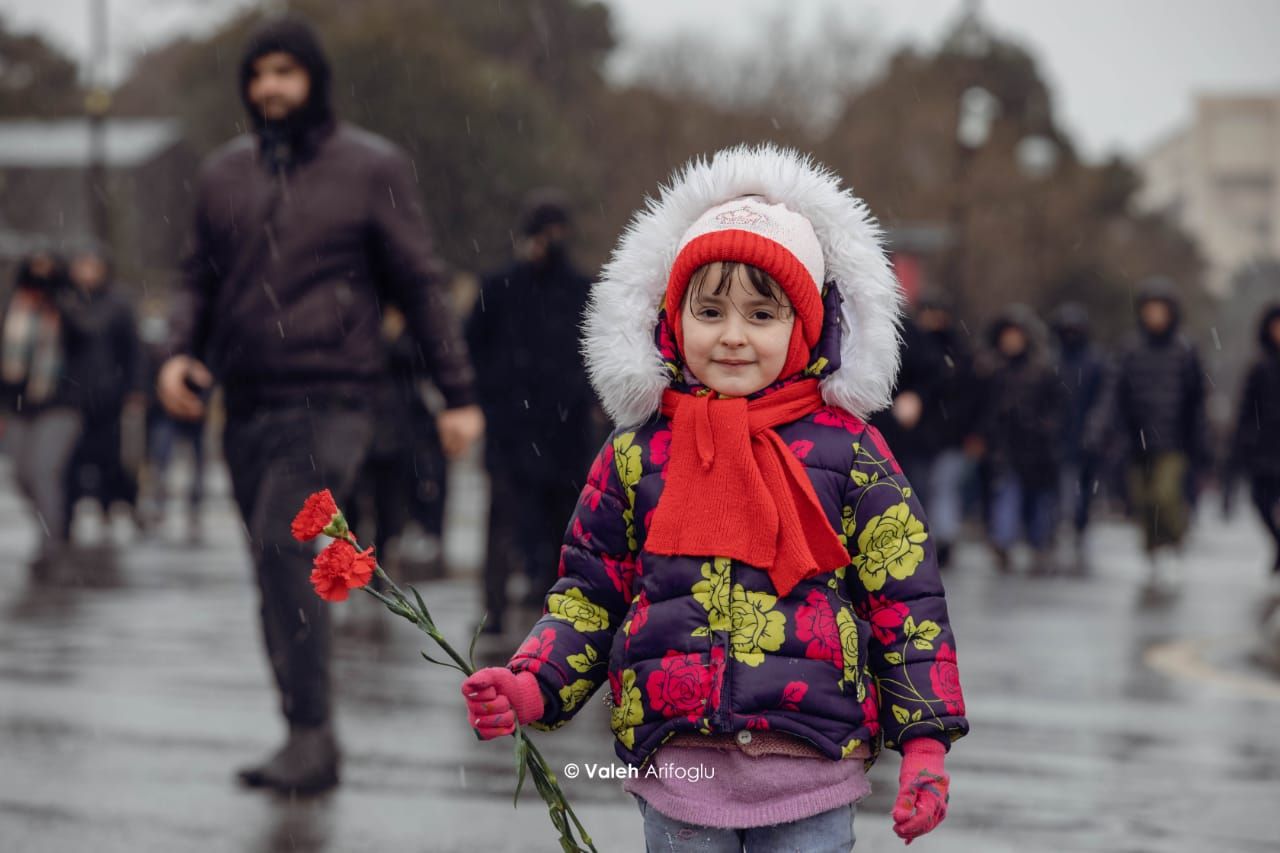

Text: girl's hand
xmin=460 ymin=667 xmax=544 ymax=739
xmin=892 ymin=738 xmax=950 ymax=844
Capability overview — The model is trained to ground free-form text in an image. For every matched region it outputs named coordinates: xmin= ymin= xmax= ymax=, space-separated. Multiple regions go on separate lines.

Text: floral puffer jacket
xmin=509 ymin=406 xmax=969 ymax=768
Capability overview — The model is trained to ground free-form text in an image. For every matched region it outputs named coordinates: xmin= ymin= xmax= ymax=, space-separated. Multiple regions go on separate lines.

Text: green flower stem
xmin=342 ymin=541 xmax=596 ymax=852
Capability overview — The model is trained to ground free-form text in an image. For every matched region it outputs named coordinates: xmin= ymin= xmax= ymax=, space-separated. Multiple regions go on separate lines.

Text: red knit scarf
xmin=645 ymin=378 xmax=850 ymax=597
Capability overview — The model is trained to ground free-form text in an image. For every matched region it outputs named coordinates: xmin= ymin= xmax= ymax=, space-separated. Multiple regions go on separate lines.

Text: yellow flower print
xmin=729 ymin=584 xmax=786 ymax=667
xmin=840 ymin=737 xmax=863 ymax=759
xmin=836 ymin=609 xmax=866 ymax=701
xmin=559 ymin=678 xmax=595 ymax=713
xmin=692 ymin=558 xmax=732 ymax=636
xmin=547 ymin=587 xmax=611 ymax=633
xmin=839 ymin=505 xmax=855 ymax=549
xmin=610 ymin=669 xmax=644 ymax=750
xmin=613 ymin=432 xmax=643 ymax=496
xmin=851 ymin=502 xmax=927 ymax=592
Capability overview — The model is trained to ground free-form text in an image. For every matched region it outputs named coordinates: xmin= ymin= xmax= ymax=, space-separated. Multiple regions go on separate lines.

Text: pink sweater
xmin=623 ymin=732 xmax=872 ymax=829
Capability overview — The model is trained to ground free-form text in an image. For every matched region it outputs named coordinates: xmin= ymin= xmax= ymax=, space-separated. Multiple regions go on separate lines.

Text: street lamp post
xmin=947 ymin=85 xmax=999 ymax=313
xmin=1015 ymin=134 xmax=1060 ymax=296
xmin=85 ymin=0 xmax=111 ymax=244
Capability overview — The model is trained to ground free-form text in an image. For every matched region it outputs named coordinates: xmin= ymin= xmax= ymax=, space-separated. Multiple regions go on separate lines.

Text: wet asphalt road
xmin=2 ymin=454 xmax=1279 ymax=853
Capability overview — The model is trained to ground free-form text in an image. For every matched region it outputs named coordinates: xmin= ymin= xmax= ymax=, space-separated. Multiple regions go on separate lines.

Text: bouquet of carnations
xmin=292 ymin=490 xmax=596 ymax=853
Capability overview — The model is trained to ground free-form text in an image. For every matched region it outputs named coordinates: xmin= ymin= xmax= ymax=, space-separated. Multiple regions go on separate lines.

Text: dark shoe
xmin=237 ymin=725 xmax=339 ymax=794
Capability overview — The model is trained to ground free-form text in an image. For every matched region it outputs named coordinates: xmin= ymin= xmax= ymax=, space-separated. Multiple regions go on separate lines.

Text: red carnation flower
xmin=292 ymin=489 xmax=341 ymax=541
xmin=309 ymin=539 xmax=377 ymax=602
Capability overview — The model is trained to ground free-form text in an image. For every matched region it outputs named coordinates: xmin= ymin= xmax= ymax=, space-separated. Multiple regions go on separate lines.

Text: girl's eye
xmin=696 ymin=307 xmax=722 ymax=320
xmin=751 ymin=310 xmax=776 ymax=321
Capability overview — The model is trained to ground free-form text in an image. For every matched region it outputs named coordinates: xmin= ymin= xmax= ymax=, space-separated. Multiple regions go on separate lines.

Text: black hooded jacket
xmin=168 ymin=16 xmax=475 ymax=409
xmin=1231 ymin=303 xmax=1280 ymax=477
xmin=1112 ymin=284 xmax=1207 ymax=460
xmin=976 ymin=305 xmax=1065 ymax=481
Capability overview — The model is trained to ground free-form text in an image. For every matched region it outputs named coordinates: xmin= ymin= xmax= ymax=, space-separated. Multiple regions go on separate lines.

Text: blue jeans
xmin=636 ymin=798 xmax=855 ymax=852
xmin=989 ymin=472 xmax=1058 ymax=551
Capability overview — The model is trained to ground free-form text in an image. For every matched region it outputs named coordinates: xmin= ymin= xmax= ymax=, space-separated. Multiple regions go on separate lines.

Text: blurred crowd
xmin=5 ymin=235 xmax=1279 ymax=598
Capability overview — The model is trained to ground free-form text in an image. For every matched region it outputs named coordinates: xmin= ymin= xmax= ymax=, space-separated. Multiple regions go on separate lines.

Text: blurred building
xmin=1137 ymin=94 xmax=1280 ymax=295
xmin=0 ymin=118 xmax=195 ymax=291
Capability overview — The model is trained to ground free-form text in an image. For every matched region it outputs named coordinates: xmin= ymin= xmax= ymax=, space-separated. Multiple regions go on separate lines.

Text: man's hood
xmin=238 ymin=15 xmax=334 ymax=138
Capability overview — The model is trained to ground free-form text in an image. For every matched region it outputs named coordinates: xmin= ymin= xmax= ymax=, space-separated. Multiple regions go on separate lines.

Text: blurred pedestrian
xmin=61 ymin=244 xmax=145 ymax=537
xmin=874 ymin=294 xmax=979 ymax=568
xmin=1227 ymin=302 xmax=1280 ymax=578
xmin=138 ymin=313 xmax=206 ymax=543
xmin=1111 ymin=278 xmax=1208 ymax=592
xmin=156 ymin=15 xmax=482 ymax=794
xmin=1050 ymin=302 xmax=1108 ymax=571
xmin=345 ymin=306 xmax=449 ymax=576
xmin=978 ymin=305 xmax=1065 ymax=573
xmin=466 ymin=190 xmax=598 ymax=635
xmin=1 ymin=251 xmax=80 ymax=573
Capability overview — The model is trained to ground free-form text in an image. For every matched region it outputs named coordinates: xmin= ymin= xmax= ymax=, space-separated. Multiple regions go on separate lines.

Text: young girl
xmin=462 ymin=145 xmax=968 ymax=851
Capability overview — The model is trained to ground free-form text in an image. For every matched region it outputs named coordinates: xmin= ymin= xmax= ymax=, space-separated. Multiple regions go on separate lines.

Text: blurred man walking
xmin=158 ymin=15 xmax=482 ymax=794
xmin=1111 ymin=279 xmax=1207 ymax=593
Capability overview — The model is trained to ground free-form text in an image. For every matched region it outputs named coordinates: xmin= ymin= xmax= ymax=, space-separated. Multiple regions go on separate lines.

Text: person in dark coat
xmin=1111 ymin=278 xmax=1207 ymax=590
xmin=1228 ymin=302 xmax=1280 ymax=576
xmin=156 ymin=15 xmax=482 ymax=794
xmin=1050 ymin=302 xmax=1108 ymax=571
xmin=978 ymin=305 xmax=1065 ymax=573
xmin=873 ymin=295 xmax=979 ymax=568
xmin=345 ymin=306 xmax=449 ymax=575
xmin=466 ymin=190 xmax=599 ymax=634
xmin=1 ymin=251 xmax=81 ymax=572
xmin=61 ymin=244 xmax=145 ymax=535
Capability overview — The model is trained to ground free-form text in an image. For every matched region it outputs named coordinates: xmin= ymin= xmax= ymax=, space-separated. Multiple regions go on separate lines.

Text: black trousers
xmin=223 ymin=404 xmax=374 ymax=728
xmin=1251 ymin=476 xmax=1280 ymax=573
xmin=483 ymin=470 xmax=581 ymax=624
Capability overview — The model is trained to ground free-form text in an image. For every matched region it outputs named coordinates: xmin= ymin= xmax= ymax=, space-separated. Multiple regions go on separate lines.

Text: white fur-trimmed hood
xmin=583 ymin=144 xmax=903 ymax=427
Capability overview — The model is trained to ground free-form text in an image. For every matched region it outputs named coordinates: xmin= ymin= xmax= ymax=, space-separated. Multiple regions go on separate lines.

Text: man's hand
xmin=157 ymin=355 xmax=213 ymax=421
xmin=437 ymin=404 xmax=484 ymax=459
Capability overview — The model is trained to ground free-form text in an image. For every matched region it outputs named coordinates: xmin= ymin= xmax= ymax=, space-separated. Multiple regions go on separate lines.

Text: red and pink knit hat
xmin=664 ymin=196 xmax=826 ymax=378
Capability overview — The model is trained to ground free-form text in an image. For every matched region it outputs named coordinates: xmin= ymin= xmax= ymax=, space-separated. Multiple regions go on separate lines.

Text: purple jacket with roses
xmin=509 ymin=405 xmax=968 ymax=768
xmin=509 ymin=145 xmax=969 ymax=769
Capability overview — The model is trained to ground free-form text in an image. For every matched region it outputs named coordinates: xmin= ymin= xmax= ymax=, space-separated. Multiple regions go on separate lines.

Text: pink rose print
xmin=583 ymin=444 xmax=614 ymax=511
xmin=861 ymin=688 xmax=880 ymax=737
xmin=571 ymin=516 xmax=592 ymax=547
xmin=780 ymin=681 xmax=808 ymax=711
xmin=929 ymin=643 xmax=965 ymax=716
xmin=745 ymin=716 xmax=771 ymax=731
xmin=650 ymin=430 xmax=672 ymax=468
xmin=708 ymin=645 xmax=726 ymax=709
xmin=814 ymin=407 xmax=866 ymax=435
xmin=646 ymin=650 xmax=711 ymax=721
xmin=627 ymin=590 xmax=651 ymax=647
xmin=788 ymin=439 xmax=815 ymax=460
xmin=512 ymin=627 xmax=556 ymax=674
xmin=604 ymin=555 xmax=637 ymax=597
xmin=795 ymin=590 xmax=843 ymax=668
xmin=865 ymin=594 xmax=910 ymax=645
xmin=557 ymin=550 xmax=567 ymax=579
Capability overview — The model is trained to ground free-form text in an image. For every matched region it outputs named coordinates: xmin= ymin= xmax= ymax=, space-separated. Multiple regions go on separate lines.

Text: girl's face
xmin=680 ymin=262 xmax=796 ymax=397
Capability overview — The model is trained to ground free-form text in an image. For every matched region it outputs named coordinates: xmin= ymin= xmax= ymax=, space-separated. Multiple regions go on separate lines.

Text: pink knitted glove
xmin=892 ymin=738 xmax=950 ymax=844
xmin=460 ymin=667 xmax=544 ymax=740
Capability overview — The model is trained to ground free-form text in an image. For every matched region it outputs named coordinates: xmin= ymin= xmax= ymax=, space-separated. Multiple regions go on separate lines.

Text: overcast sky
xmin=2 ymin=0 xmax=1277 ymax=160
